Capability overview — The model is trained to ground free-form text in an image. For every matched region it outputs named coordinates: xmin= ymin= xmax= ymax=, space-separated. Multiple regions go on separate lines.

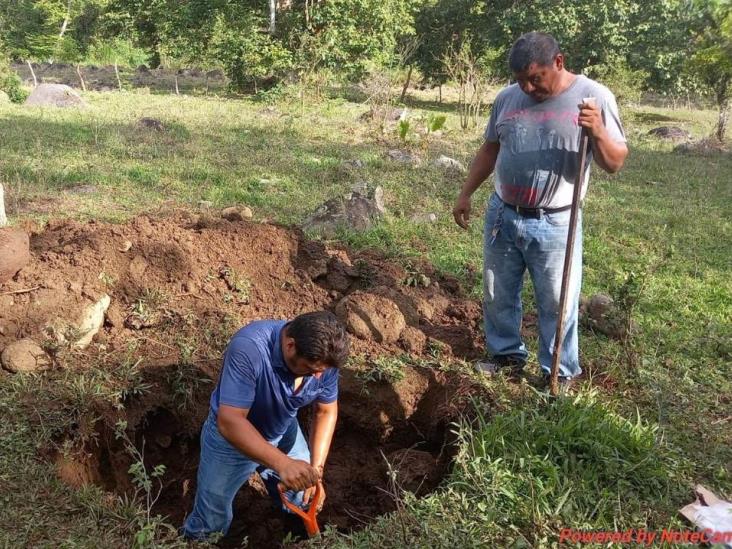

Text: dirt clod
xmin=336 ymin=291 xmax=406 ymax=343
xmin=0 ymin=228 xmax=30 ymax=283
xmin=1 ymin=338 xmax=51 ymax=373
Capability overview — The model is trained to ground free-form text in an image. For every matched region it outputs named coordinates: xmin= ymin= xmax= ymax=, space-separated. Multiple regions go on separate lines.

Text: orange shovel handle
xmin=277 ymin=481 xmax=323 ymax=537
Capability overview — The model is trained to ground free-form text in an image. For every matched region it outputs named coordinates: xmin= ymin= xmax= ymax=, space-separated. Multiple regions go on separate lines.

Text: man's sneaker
xmin=475 ymin=355 xmax=526 ymax=377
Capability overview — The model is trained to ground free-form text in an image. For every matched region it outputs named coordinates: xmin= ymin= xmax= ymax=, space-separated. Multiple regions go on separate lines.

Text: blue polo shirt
xmin=210 ymin=320 xmax=339 ymax=441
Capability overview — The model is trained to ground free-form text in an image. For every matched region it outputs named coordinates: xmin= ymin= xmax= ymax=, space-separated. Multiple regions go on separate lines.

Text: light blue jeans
xmin=182 ymin=411 xmax=310 ymax=540
xmin=482 ymin=193 xmax=582 ymax=378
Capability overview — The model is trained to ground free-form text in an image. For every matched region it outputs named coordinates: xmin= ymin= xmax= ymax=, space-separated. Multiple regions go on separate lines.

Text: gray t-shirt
xmin=485 ymin=75 xmax=626 ymax=208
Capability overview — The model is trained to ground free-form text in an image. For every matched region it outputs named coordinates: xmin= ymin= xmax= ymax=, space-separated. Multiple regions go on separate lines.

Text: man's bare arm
xmin=579 ymin=102 xmax=628 ymax=173
xmin=453 ymin=140 xmax=500 ymax=229
xmin=217 ymin=404 xmax=319 ymax=491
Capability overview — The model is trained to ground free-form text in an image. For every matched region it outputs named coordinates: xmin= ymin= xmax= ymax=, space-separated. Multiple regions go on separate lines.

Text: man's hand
xmin=278 ymin=458 xmax=320 ymax=491
xmin=578 ymin=100 xmax=605 ymax=138
xmin=303 ymin=482 xmax=326 ymax=511
xmin=453 ymin=193 xmax=472 ymax=229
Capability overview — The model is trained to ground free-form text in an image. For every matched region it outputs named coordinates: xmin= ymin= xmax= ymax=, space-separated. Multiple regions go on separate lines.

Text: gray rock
xmin=137 ymin=117 xmax=165 ymax=132
xmin=411 ymin=212 xmax=438 ymax=224
xmin=387 ymin=149 xmax=420 ymax=165
xmin=1 ymin=339 xmax=52 ymax=373
xmin=648 ymin=126 xmax=691 ymax=141
xmin=24 ymin=83 xmax=86 ymax=108
xmin=434 ymin=155 xmax=466 ymax=172
xmin=303 ymin=187 xmax=385 ymax=237
xmin=198 ymin=200 xmax=214 ymax=209
xmin=343 ymin=159 xmax=365 ymax=169
xmin=0 ymin=90 xmax=10 ymax=103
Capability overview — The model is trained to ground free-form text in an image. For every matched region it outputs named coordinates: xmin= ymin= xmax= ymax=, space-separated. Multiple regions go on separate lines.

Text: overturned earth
xmin=1 ymin=210 xmax=490 ymax=546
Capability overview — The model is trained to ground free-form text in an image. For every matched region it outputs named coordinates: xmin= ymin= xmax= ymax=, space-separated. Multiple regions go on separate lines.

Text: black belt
xmin=502 ymin=201 xmax=573 ymax=219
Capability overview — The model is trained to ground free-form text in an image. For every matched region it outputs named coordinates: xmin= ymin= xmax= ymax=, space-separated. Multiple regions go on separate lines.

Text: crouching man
xmin=182 ymin=311 xmax=349 ymax=540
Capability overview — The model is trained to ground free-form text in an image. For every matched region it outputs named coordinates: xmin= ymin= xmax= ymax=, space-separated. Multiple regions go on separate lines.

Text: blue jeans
xmin=182 ymin=412 xmax=310 ymax=540
xmin=482 ymin=193 xmax=582 ymax=378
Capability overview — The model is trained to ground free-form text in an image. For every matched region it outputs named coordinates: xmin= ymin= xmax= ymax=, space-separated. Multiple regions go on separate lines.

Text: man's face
xmin=513 ymin=55 xmax=563 ymax=102
xmin=288 ymin=356 xmax=328 ymax=377
xmin=282 ymin=334 xmax=328 ymax=376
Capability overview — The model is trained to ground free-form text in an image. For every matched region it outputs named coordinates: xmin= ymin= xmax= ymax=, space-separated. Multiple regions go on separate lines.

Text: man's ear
xmin=554 ymin=54 xmax=564 ymax=71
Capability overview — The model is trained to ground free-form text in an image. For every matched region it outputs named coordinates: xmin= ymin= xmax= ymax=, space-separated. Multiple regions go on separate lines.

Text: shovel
xmin=278 ymin=481 xmax=324 ymax=537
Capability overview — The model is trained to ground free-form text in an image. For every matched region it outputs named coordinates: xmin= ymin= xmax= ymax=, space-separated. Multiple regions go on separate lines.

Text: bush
xmin=0 ymin=59 xmax=26 ymax=103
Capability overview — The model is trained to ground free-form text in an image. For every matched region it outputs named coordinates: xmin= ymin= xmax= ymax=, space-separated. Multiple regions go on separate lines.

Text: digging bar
xmin=549 ymin=98 xmax=594 ymax=396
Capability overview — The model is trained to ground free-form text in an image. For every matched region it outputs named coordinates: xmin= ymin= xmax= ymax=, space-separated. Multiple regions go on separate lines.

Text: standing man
xmin=182 ymin=311 xmax=349 ymax=540
xmin=452 ymin=32 xmax=628 ymax=386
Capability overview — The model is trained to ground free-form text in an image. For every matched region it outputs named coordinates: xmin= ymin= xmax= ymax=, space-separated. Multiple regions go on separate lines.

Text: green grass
xmin=0 ymin=88 xmax=730 ymax=547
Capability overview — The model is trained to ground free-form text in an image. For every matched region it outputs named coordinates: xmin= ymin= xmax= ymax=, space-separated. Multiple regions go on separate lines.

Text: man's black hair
xmin=508 ymin=32 xmax=561 ymax=73
xmin=286 ymin=311 xmax=349 ymax=368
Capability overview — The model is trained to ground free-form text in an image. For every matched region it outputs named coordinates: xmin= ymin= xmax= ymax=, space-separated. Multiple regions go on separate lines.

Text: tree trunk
xmin=0 ymin=184 xmax=7 ymax=228
xmin=114 ymin=61 xmax=122 ymax=91
xmin=269 ymin=0 xmax=276 ymax=34
xmin=76 ymin=64 xmax=86 ymax=91
xmin=438 ymin=84 xmax=442 ymax=104
xmin=716 ymin=96 xmax=730 ymax=142
xmin=399 ymin=65 xmax=413 ymax=103
xmin=27 ymin=60 xmax=37 ymax=87
xmin=715 ymin=79 xmax=730 ymax=142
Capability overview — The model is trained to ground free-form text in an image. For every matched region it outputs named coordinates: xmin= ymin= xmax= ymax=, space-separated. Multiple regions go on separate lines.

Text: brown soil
xmin=2 ymin=211 xmax=488 ymax=545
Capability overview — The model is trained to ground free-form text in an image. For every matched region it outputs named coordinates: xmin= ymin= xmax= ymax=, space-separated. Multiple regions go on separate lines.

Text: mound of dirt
xmin=0 ymin=212 xmax=484 ymax=363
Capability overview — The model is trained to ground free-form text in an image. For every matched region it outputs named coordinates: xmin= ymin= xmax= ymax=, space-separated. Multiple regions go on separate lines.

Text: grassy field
xmin=0 ymin=84 xmax=730 ymax=547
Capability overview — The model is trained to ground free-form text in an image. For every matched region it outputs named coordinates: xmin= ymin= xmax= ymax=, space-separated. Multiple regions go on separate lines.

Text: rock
xmin=0 ymin=90 xmax=10 ymax=103
xmin=137 ymin=117 xmax=165 ymax=132
xmin=335 ymin=291 xmax=406 ymax=344
xmin=1 ymin=339 xmax=51 ymax=373
xmin=0 ymin=228 xmax=30 ymax=283
xmin=387 ymin=149 xmax=420 ymax=165
xmin=66 ymin=184 xmax=96 ymax=194
xmin=411 ymin=212 xmax=438 ymax=224
xmin=674 ymin=138 xmax=727 ymax=156
xmin=648 ymin=126 xmax=691 ymax=140
xmin=342 ymin=159 xmax=365 ymax=169
xmin=104 ymin=305 xmax=125 ymax=328
xmin=128 ymin=255 xmax=148 ymax=280
xmin=197 ymin=200 xmax=214 ymax=209
xmin=433 ymin=154 xmax=466 ymax=172
xmin=303 ymin=189 xmax=385 ymax=238
xmin=581 ymin=293 xmax=635 ymax=339
xmin=74 ymin=295 xmax=111 ymax=348
xmin=400 ymin=326 xmax=427 ymax=354
xmin=221 ymin=206 xmax=253 ymax=221
xmin=24 ymin=84 xmax=86 ymax=108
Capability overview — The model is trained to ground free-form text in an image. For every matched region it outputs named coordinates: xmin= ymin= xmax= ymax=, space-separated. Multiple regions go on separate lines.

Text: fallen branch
xmin=0 ymin=286 xmax=39 ymax=296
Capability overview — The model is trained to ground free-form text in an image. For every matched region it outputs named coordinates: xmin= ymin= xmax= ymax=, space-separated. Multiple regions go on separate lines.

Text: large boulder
xmin=1 ymin=339 xmax=51 ymax=373
xmin=335 ymin=291 xmax=406 ymax=344
xmin=24 ymin=84 xmax=86 ymax=108
xmin=0 ymin=228 xmax=30 ymax=283
xmin=303 ymin=188 xmax=385 ymax=238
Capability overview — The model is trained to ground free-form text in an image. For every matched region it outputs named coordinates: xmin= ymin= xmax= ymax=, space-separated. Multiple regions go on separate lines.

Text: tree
xmin=690 ymin=0 xmax=732 ymax=141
